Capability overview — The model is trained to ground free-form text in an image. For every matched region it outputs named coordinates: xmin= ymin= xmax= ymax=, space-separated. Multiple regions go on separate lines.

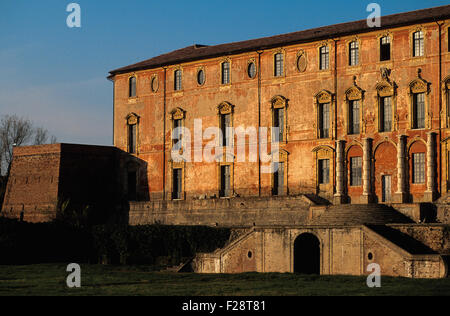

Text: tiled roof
xmin=109 ymin=5 xmax=450 ymax=76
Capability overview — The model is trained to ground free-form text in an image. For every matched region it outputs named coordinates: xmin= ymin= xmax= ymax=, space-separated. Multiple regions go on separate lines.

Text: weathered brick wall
xmin=1 ymin=145 xmax=61 ymax=222
xmin=1 ymin=144 xmax=128 ymax=223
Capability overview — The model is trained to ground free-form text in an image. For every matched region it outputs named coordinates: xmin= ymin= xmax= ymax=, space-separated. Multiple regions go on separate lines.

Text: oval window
xmin=297 ymin=54 xmax=307 ymax=72
xmin=197 ymin=69 xmax=205 ymax=86
xmin=248 ymin=62 xmax=256 ymax=79
xmin=151 ymin=76 xmax=158 ymax=92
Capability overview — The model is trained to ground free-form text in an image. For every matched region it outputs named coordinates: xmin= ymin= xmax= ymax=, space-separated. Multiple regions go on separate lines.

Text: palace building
xmin=3 ymin=5 xmax=450 ymax=278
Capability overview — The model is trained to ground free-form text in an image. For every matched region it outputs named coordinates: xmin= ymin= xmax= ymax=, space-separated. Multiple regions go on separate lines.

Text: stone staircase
xmin=311 ymin=204 xmax=414 ymax=226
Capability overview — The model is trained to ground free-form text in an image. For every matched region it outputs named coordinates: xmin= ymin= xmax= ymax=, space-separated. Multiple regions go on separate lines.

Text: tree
xmin=0 ymin=115 xmax=57 ymax=176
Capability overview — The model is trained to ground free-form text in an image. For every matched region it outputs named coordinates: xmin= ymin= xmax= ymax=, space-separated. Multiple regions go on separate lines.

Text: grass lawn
xmin=0 ymin=264 xmax=449 ymax=296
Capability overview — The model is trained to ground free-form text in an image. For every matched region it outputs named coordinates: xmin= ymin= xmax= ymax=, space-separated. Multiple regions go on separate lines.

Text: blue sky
xmin=0 ymin=0 xmax=449 ymax=145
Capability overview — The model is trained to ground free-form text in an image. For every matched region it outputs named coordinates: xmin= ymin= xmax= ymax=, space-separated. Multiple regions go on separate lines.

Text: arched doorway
xmin=294 ymin=233 xmax=320 ymax=274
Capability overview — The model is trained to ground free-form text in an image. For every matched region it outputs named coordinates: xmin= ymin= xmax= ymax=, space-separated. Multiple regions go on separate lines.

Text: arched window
xmin=380 ymin=36 xmax=391 ymax=61
xmin=413 ymin=31 xmax=424 ymax=57
xmin=221 ymin=61 xmax=230 ymax=85
xmin=129 ymin=76 xmax=136 ymax=98
xmin=174 ymin=69 xmax=182 ymax=91
xmin=271 ymin=96 xmax=288 ymax=142
xmin=274 ymin=53 xmax=284 ymax=77
xmin=349 ymin=41 xmax=359 ymax=66
xmin=126 ymin=113 xmax=139 ymax=154
xmin=319 ymin=46 xmax=329 ymax=70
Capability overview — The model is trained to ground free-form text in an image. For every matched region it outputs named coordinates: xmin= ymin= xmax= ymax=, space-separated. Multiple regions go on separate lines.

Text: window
xmin=174 ymin=70 xmax=182 ymax=91
xmin=129 ymin=76 xmax=136 ymax=97
xmin=349 ymin=41 xmax=359 ymax=66
xmin=350 ymin=157 xmax=362 ymax=186
xmin=220 ymin=113 xmax=231 ymax=147
xmin=274 ymin=53 xmax=283 ymax=77
xmin=380 ymin=36 xmax=391 ymax=61
xmin=273 ymin=107 xmax=284 ymax=142
xmin=197 ymin=69 xmax=205 ymax=86
xmin=380 ymin=97 xmax=392 ymax=132
xmin=319 ymin=103 xmax=330 ymax=138
xmin=151 ymin=76 xmax=158 ymax=93
xmin=220 ymin=165 xmax=231 ymax=197
xmin=319 ymin=46 xmax=329 ymax=70
xmin=128 ymin=123 xmax=137 ymax=154
xmin=222 ymin=62 xmax=230 ymax=84
xmin=273 ymin=162 xmax=284 ymax=196
xmin=413 ymin=31 xmax=424 ymax=57
xmin=318 ymin=159 xmax=330 ymax=184
xmin=248 ymin=62 xmax=256 ymax=79
xmin=172 ymin=118 xmax=182 ymax=147
xmin=413 ymin=93 xmax=425 ymax=129
xmin=349 ymin=100 xmax=360 ymax=135
xmin=412 ymin=153 xmax=425 ymax=184
xmin=172 ymin=168 xmax=182 ymax=200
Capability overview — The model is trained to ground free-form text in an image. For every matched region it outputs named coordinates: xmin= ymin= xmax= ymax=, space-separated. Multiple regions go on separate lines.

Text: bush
xmin=0 ymin=217 xmax=231 ymax=267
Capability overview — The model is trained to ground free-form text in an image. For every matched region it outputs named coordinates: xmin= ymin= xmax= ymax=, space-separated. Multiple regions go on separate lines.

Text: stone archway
xmin=374 ymin=141 xmax=397 ymax=203
xmin=294 ymin=233 xmax=320 ymax=274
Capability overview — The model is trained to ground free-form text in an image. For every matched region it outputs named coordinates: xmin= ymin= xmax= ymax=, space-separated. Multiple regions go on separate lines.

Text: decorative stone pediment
xmin=315 ymin=90 xmax=333 ymax=104
xmin=376 ymin=81 xmax=395 ymax=97
xmin=312 ymin=145 xmax=335 ymax=153
xmin=126 ymin=113 xmax=139 ymax=125
xmin=271 ymin=95 xmax=288 ymax=109
xmin=171 ymin=107 xmax=185 ymax=120
xmin=409 ymin=70 xmax=430 ymax=94
xmin=218 ymin=101 xmax=234 ymax=115
xmin=345 ymin=86 xmax=364 ymax=101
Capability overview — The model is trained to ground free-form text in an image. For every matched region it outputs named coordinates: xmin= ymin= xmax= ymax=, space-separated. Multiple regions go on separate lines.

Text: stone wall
xmin=194 ymin=225 xmax=447 ymax=278
xmin=129 ymin=195 xmax=312 ymax=227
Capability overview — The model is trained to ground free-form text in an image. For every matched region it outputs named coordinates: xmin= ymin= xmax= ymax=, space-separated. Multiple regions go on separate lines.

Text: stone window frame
xmin=375 ymin=79 xmax=397 ymax=133
xmin=271 ymin=149 xmax=289 ymax=197
xmin=442 ymin=137 xmax=450 ymax=193
xmin=314 ymin=90 xmax=334 ymax=139
xmin=218 ymin=101 xmax=235 ymax=148
xmin=247 ymin=58 xmax=258 ymax=80
xmin=296 ymin=50 xmax=307 ymax=73
xmin=407 ymin=138 xmax=427 ymax=189
xmin=346 ymin=142 xmax=364 ymax=188
xmin=344 ymin=82 xmax=364 ymax=136
xmin=168 ymin=159 xmax=186 ymax=201
xmin=150 ymin=74 xmax=159 ymax=93
xmin=220 ymin=58 xmax=232 ymax=86
xmin=317 ymin=43 xmax=331 ymax=71
xmin=173 ymin=66 xmax=183 ymax=91
xmin=272 ymin=48 xmax=286 ymax=78
xmin=217 ymin=154 xmax=235 ymax=198
xmin=442 ymin=75 xmax=450 ymax=128
xmin=170 ymin=107 xmax=186 ymax=151
xmin=270 ymin=95 xmax=288 ymax=144
xmin=312 ymin=145 xmax=335 ymax=194
xmin=346 ymin=37 xmax=361 ymax=67
xmin=196 ymin=66 xmax=206 ymax=87
xmin=408 ymin=74 xmax=431 ymax=130
xmin=126 ymin=113 xmax=140 ymax=155
xmin=410 ymin=26 xmax=426 ymax=59
xmin=377 ymin=32 xmax=393 ymax=63
xmin=128 ymin=74 xmax=137 ymax=98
